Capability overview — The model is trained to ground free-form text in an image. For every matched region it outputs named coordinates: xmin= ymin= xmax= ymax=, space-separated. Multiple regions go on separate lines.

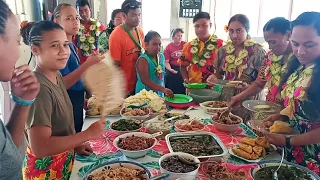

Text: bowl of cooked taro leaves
xmin=251 ymin=160 xmax=319 ymax=180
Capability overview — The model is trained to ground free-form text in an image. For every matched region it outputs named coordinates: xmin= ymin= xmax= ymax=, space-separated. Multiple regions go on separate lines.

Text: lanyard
xmin=122 ymin=25 xmax=144 ymax=52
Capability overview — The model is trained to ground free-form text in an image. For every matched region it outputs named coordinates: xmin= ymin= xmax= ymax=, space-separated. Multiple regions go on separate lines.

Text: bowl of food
xmin=145 ymin=121 xmax=172 ymax=139
xmin=188 ymin=89 xmax=220 ymax=103
xmin=212 ymin=112 xmax=243 ymax=133
xmin=174 ymin=119 xmax=205 ymax=132
xmin=200 ymin=101 xmax=228 ymax=114
xmin=251 ymin=160 xmax=319 ymax=180
xmin=159 ymin=152 xmax=200 ymax=180
xmin=202 ymin=161 xmax=247 ymax=180
xmin=113 ymin=132 xmax=157 ymax=159
xmin=120 ymin=107 xmax=150 ymax=120
xmin=82 ymin=161 xmax=151 ymax=180
xmin=110 ymin=119 xmax=143 ymax=135
xmin=166 ymin=132 xmax=227 ymax=159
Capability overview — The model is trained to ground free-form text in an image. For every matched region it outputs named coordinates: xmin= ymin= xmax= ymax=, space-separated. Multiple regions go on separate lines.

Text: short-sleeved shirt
xmin=59 ymin=43 xmax=85 ymax=91
xmin=0 ymin=120 xmax=23 ymax=179
xmin=27 ymin=72 xmax=75 ymax=136
xmin=164 ymin=41 xmax=186 ymax=66
xmin=215 ymin=43 xmax=266 ymax=82
xmin=109 ymin=26 xmax=145 ymax=93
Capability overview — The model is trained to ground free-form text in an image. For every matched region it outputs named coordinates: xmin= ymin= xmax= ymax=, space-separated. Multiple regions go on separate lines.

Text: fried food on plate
xmin=240 ymin=137 xmax=256 ymax=146
xmin=239 ymin=143 xmax=253 ymax=154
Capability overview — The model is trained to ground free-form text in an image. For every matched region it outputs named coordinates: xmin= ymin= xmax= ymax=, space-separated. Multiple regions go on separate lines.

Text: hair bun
xmin=20 ymin=21 xmax=29 ymax=29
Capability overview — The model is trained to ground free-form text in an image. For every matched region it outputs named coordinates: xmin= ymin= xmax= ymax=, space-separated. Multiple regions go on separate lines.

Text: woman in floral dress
xmin=209 ymin=14 xmax=266 ymax=120
xmin=229 ymin=17 xmax=292 ymax=107
xmin=265 ymin=12 xmax=320 ymax=175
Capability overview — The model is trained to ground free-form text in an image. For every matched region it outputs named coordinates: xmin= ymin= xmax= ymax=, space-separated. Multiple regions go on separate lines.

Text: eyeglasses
xmin=124 ymin=1 xmax=142 ymax=8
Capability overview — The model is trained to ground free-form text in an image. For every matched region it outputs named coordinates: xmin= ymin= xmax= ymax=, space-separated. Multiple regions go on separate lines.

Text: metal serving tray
xmin=165 ymin=131 xmax=228 ymax=159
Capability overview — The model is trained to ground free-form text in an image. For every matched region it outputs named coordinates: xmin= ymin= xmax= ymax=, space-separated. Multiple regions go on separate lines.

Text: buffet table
xmin=69 ymin=108 xmax=281 ymax=180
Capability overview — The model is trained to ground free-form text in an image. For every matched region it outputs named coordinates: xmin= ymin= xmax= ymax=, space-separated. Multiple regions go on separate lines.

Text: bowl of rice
xmin=83 ymin=161 xmax=151 ymax=180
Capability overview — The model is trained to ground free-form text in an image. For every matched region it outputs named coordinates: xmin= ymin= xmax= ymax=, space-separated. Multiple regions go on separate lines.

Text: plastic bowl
xmin=174 ymin=119 xmax=205 ymax=132
xmin=82 ymin=161 xmax=152 ymax=180
xmin=120 ymin=107 xmax=151 ymax=120
xmin=110 ymin=119 xmax=144 ymax=136
xmin=159 ymin=152 xmax=200 ymax=180
xmin=199 ymin=101 xmax=228 ymax=114
xmin=213 ymin=114 xmax=243 ymax=133
xmin=189 ymin=89 xmax=220 ymax=103
xmin=113 ymin=132 xmax=157 ymax=159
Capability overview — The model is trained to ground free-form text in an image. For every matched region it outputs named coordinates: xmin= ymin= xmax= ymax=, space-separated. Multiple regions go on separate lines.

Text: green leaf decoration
xmin=105 ymin=120 xmax=111 ymax=130
xmin=240 ymin=123 xmax=258 ymax=138
xmin=76 ymin=151 xmax=123 ymax=163
xmin=141 ymin=161 xmax=160 ymax=170
xmin=35 ymin=157 xmax=53 ymax=170
xmin=78 ymin=157 xmax=121 ymax=178
xmin=147 ymin=150 xmax=163 ymax=158
xmin=200 ymin=118 xmax=214 ymax=125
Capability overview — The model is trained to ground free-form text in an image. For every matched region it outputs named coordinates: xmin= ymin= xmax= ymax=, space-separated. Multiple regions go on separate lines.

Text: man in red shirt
xmin=75 ymin=0 xmax=106 ymax=64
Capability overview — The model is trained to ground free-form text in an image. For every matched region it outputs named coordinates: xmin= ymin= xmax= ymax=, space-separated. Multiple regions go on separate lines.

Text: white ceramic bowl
xmin=120 ymin=107 xmax=151 ymax=120
xmin=174 ymin=119 xmax=205 ymax=132
xmin=110 ymin=119 xmax=144 ymax=136
xmin=113 ymin=132 xmax=157 ymax=159
xmin=200 ymin=101 xmax=228 ymax=115
xmin=82 ymin=161 xmax=152 ymax=180
xmin=159 ymin=152 xmax=200 ymax=180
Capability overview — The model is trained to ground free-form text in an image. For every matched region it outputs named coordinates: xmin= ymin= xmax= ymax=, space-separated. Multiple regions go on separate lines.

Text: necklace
xmin=223 ymin=39 xmax=259 ymax=80
xmin=280 ymin=64 xmax=314 ymax=119
xmin=146 ymin=53 xmax=163 ymax=80
xmin=78 ymin=19 xmax=102 ymax=56
xmin=189 ymin=35 xmax=220 ymax=68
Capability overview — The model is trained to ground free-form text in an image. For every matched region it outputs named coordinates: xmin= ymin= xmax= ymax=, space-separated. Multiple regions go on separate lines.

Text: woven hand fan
xmin=83 ymin=53 xmax=126 ymax=117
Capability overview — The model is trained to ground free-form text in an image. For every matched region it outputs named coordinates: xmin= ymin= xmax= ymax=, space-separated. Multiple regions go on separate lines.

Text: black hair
xmin=20 ymin=22 xmax=36 ymax=45
xmin=121 ymin=0 xmax=142 ymax=14
xmin=21 ymin=21 xmax=64 ymax=64
xmin=76 ymin=0 xmax=91 ymax=9
xmin=228 ymin=14 xmax=250 ymax=32
xmin=171 ymin=28 xmax=184 ymax=39
xmin=280 ymin=12 xmax=320 ymax=106
xmin=144 ymin=31 xmax=161 ymax=43
xmin=51 ymin=3 xmax=73 ymax=21
xmin=22 ymin=21 xmax=64 ymax=47
xmin=263 ymin=17 xmax=291 ymax=35
xmin=193 ymin=12 xmax=210 ymax=23
xmin=106 ymin=9 xmax=123 ymax=35
xmin=0 ymin=0 xmax=13 ymax=35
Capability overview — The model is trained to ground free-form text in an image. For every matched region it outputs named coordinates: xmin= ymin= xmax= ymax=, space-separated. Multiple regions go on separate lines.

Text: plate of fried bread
xmin=247 ymin=120 xmax=300 ymax=136
xmin=229 ymin=137 xmax=276 ymax=163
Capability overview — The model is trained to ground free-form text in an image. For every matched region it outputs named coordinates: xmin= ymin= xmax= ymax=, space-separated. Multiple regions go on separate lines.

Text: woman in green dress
xmin=135 ymin=31 xmax=174 ymax=98
xmin=265 ymin=12 xmax=320 ymax=175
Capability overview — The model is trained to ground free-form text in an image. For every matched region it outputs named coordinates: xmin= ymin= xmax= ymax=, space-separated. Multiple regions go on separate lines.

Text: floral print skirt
xmin=22 ymin=147 xmax=75 ymax=180
xmin=286 ymin=120 xmax=320 ymax=175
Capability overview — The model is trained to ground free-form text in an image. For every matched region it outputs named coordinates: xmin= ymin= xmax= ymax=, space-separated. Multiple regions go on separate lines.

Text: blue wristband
xmin=10 ymin=92 xmax=35 ymax=106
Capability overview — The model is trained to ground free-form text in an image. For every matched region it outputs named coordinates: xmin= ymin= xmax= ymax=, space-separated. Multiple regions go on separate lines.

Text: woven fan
xmin=83 ymin=53 xmax=126 ymax=117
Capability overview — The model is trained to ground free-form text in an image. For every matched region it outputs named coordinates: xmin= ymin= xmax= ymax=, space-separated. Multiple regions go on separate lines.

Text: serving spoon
xmin=163 ymin=106 xmax=193 ymax=123
xmin=273 ymin=147 xmax=285 ymax=180
xmin=219 ymin=108 xmax=232 ymax=120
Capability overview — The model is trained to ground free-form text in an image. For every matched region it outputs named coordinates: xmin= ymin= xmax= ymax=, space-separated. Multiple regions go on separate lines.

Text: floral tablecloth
xmin=76 ymin=119 xmax=259 ymax=179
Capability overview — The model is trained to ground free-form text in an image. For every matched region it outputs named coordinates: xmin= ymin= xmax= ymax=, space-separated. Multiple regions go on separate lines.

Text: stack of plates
xmin=165 ymin=94 xmax=194 ymax=109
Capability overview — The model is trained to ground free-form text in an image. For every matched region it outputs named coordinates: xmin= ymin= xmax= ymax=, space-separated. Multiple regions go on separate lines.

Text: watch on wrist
xmin=285 ymin=135 xmax=291 ymax=148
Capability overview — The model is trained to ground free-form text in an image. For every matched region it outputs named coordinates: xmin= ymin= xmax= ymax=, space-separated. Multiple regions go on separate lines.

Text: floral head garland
xmin=78 ymin=19 xmax=102 ymax=56
xmin=189 ymin=35 xmax=222 ymax=68
xmin=223 ymin=38 xmax=258 ymax=80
